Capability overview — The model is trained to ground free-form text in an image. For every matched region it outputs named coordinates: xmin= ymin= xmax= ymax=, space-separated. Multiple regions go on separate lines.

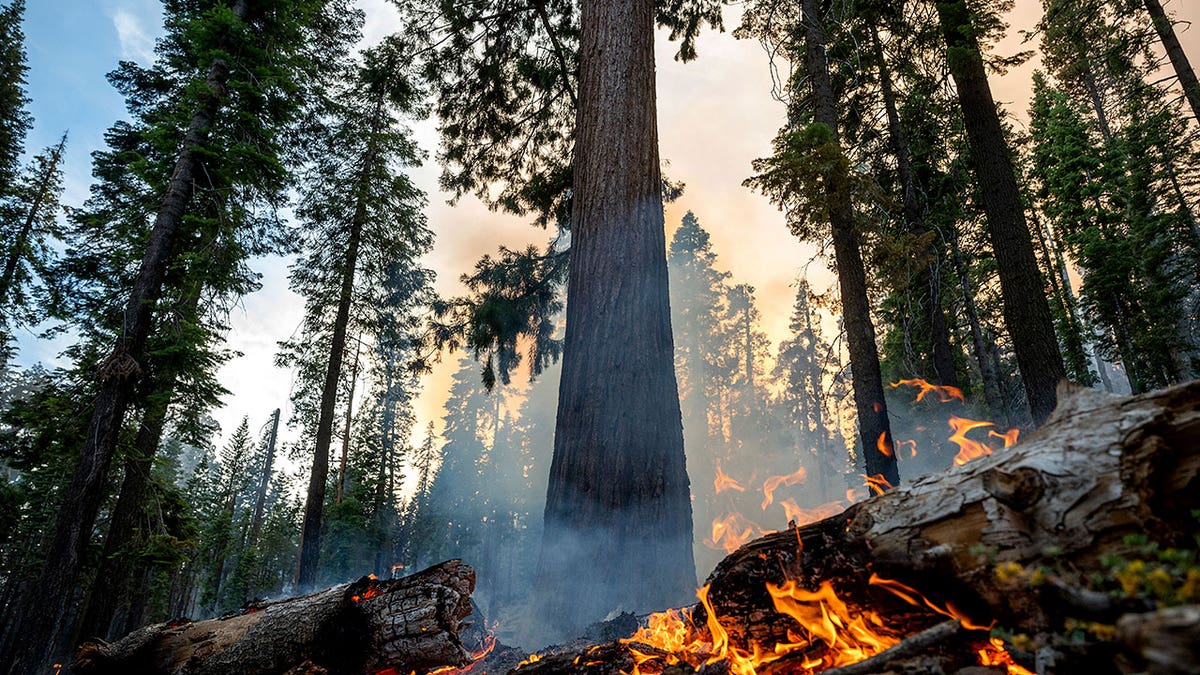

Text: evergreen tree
xmin=932 ymin=0 xmax=1066 ymax=424
xmin=0 ymin=0 xmax=29 ymax=201
xmin=3 ymin=0 xmax=361 ymax=667
xmin=282 ymin=36 xmax=433 ymax=590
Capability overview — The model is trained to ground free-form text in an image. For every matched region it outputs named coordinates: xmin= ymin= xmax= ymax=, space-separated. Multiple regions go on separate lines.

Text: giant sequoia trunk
xmin=803 ymin=0 xmax=898 ymax=485
xmin=1143 ymin=0 xmax=1200 ymax=125
xmin=934 ymin=0 xmax=1066 ymax=425
xmin=534 ymin=0 xmax=696 ymax=634
xmin=2 ymin=4 xmax=247 ymax=671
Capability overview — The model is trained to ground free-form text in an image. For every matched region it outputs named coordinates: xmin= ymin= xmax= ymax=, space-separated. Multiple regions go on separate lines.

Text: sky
xmin=14 ymin=1 xmax=1200 ymax=462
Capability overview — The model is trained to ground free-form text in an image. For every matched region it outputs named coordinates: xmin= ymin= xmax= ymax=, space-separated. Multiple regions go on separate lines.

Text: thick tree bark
xmin=1144 ymin=0 xmax=1200 ymax=124
xmin=0 ymin=133 xmax=64 ymax=310
xmin=871 ymin=27 xmax=958 ymax=391
xmin=934 ymin=0 xmax=1066 ymax=425
xmin=296 ymin=147 xmax=372 ymax=590
xmin=72 ymin=560 xmax=477 ymax=675
xmin=803 ymin=0 xmax=898 ymax=485
xmin=534 ymin=0 xmax=696 ymax=634
xmin=2 ymin=5 xmax=247 ymax=671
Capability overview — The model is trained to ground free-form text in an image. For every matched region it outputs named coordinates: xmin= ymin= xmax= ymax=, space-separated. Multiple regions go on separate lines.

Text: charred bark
xmin=72 ymin=560 xmax=477 ymax=675
xmin=803 ymin=0 xmax=898 ymax=485
xmin=534 ymin=0 xmax=696 ymax=633
xmin=934 ymin=0 xmax=1066 ymax=425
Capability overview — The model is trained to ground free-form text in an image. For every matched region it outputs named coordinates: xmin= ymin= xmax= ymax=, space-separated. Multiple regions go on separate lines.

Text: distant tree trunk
xmin=336 ymin=340 xmax=361 ymax=505
xmin=534 ymin=0 xmax=696 ymax=633
xmin=247 ymin=408 xmax=280 ymax=552
xmin=295 ymin=146 xmax=373 ymax=590
xmin=2 ymin=4 xmax=246 ymax=669
xmin=934 ymin=0 xmax=1066 ymax=425
xmin=1080 ymin=62 xmax=1115 ymax=143
xmin=0 ymin=133 xmax=64 ymax=310
xmin=803 ymin=0 xmax=898 ymax=485
xmin=871 ymin=28 xmax=958 ymax=390
xmin=949 ymin=229 xmax=1008 ymax=425
xmin=1143 ymin=0 xmax=1200 ymax=124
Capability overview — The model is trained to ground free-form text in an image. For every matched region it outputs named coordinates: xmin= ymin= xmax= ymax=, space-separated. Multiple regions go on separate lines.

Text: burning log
xmin=502 ymin=381 xmax=1200 ymax=674
xmin=71 ymin=559 xmax=476 ymax=675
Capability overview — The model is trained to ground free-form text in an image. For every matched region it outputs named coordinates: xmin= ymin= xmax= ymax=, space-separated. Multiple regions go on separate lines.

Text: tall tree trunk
xmin=1 ymin=5 xmax=246 ymax=669
xmin=296 ymin=136 xmax=377 ymax=589
xmin=75 ymin=279 xmax=203 ymax=644
xmin=534 ymin=0 xmax=696 ymax=634
xmin=247 ymin=408 xmax=280 ymax=552
xmin=1143 ymin=0 xmax=1200 ymax=124
xmin=934 ymin=0 xmax=1066 ymax=425
xmin=871 ymin=28 xmax=958 ymax=390
xmin=0 ymin=133 xmax=65 ymax=310
xmin=803 ymin=0 xmax=898 ymax=485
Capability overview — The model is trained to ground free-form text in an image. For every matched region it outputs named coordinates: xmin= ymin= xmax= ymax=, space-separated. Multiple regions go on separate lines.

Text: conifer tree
xmin=283 ymin=36 xmax=433 ymax=590
xmin=0 ymin=0 xmax=29 ymax=201
xmin=932 ymin=0 xmax=1066 ymax=424
xmin=3 ymin=1 xmax=361 ymax=668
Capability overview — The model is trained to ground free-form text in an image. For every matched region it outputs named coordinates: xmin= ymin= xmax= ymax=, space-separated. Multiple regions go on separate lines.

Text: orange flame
xmin=977 ymin=636 xmax=1035 ymax=675
xmin=715 ymin=465 xmax=747 ymax=495
xmin=779 ymin=498 xmax=846 ymax=527
xmin=948 ymin=416 xmax=1020 ymax=466
xmin=868 ymin=574 xmax=992 ymax=631
xmin=761 ymin=467 xmax=807 ymax=510
xmin=624 ymin=580 xmax=900 ymax=675
xmin=876 ymin=433 xmax=894 ymax=458
xmin=350 ymin=583 xmax=383 ymax=604
xmin=861 ymin=474 xmax=893 ymax=496
xmin=890 ymin=378 xmax=966 ymax=403
xmin=705 ymin=512 xmax=771 ymax=554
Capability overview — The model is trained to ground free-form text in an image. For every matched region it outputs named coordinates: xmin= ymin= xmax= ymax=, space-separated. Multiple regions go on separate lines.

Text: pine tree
xmin=744 ymin=0 xmax=899 ymax=486
xmin=3 ymin=0 xmax=361 ymax=667
xmin=0 ymin=0 xmax=29 ymax=201
xmin=284 ymin=36 xmax=433 ymax=590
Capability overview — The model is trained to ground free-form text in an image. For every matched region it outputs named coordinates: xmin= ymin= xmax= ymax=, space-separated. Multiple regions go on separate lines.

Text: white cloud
xmin=111 ymin=8 xmax=156 ymax=64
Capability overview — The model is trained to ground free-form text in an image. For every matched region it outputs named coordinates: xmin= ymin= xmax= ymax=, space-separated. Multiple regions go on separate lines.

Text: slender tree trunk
xmin=1143 ymin=0 xmax=1200 ymax=124
xmin=336 ymin=340 xmax=361 ymax=505
xmin=871 ymin=28 xmax=958 ymax=390
xmin=247 ymin=408 xmax=280 ymax=551
xmin=1080 ymin=62 xmax=1115 ymax=143
xmin=949 ymin=228 xmax=1008 ymax=424
xmin=295 ymin=145 xmax=372 ymax=590
xmin=534 ymin=0 xmax=695 ymax=633
xmin=803 ymin=0 xmax=898 ymax=485
xmin=934 ymin=0 xmax=1066 ymax=425
xmin=2 ymin=5 xmax=246 ymax=669
xmin=0 ymin=133 xmax=65 ymax=310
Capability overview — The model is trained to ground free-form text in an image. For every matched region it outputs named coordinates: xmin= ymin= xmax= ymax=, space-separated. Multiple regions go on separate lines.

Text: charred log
xmin=71 ymin=560 xmax=476 ymax=675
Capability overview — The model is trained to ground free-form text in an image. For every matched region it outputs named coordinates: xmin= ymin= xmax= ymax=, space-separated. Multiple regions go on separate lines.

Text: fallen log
xmin=71 ymin=559 xmax=476 ymax=675
xmin=703 ymin=381 xmax=1200 ymax=646
xmin=502 ymin=381 xmax=1200 ymax=674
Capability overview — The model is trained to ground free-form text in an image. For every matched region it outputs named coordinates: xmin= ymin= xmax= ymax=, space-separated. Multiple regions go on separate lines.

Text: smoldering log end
xmin=981 ymin=467 xmax=1045 ymax=511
